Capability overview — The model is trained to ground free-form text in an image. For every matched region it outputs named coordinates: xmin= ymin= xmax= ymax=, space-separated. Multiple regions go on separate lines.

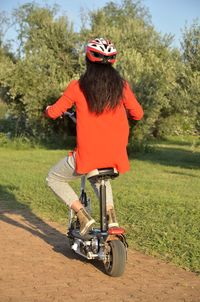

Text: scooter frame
xmin=67 ymin=170 xmax=128 ymax=277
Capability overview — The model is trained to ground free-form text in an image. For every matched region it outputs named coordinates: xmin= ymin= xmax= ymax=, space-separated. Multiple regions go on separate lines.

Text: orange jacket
xmin=46 ymin=80 xmax=143 ymax=174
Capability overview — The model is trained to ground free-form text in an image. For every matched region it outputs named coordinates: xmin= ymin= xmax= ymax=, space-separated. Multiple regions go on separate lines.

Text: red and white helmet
xmin=86 ymin=38 xmax=117 ymax=64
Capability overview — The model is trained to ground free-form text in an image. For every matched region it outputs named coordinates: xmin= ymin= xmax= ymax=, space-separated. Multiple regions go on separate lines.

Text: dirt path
xmin=0 ymin=208 xmax=199 ymax=302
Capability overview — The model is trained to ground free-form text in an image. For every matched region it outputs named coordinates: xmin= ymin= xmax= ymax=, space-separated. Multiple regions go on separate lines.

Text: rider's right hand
xmin=43 ymin=106 xmax=51 ymax=118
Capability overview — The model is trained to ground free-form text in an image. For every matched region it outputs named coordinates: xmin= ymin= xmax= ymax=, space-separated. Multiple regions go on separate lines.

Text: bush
xmin=157 ymin=114 xmax=196 ymax=137
xmin=0 ymin=100 xmax=8 ymax=118
xmin=127 ymin=138 xmax=154 ymax=155
xmin=0 ymin=133 xmax=37 ymax=149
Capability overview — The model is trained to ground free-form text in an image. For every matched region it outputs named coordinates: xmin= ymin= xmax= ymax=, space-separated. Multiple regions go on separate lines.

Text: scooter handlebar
xmin=63 ymin=110 xmax=76 ymax=123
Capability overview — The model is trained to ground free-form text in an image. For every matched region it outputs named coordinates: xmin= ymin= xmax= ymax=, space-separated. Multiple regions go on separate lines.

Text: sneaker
xmin=77 ymin=208 xmax=95 ymax=236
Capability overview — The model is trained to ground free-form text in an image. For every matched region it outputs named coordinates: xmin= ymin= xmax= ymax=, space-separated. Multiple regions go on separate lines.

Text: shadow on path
xmin=0 ymin=184 xmax=105 ymax=274
xmin=0 ymin=184 xmax=75 ymax=258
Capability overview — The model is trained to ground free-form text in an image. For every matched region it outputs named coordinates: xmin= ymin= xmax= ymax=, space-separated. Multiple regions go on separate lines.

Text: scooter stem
xmin=81 ymin=175 xmax=86 ymax=191
xmin=100 ymin=179 xmax=107 ymax=232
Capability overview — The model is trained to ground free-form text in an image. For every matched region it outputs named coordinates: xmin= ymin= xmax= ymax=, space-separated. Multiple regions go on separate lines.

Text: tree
xmin=80 ymin=0 xmax=181 ymax=139
xmin=178 ymin=20 xmax=200 ymax=133
xmin=181 ymin=20 xmax=200 ymax=72
xmin=1 ymin=0 xmax=199 ymax=142
xmin=1 ymin=3 xmax=80 ymax=138
xmin=0 ymin=11 xmax=16 ymax=106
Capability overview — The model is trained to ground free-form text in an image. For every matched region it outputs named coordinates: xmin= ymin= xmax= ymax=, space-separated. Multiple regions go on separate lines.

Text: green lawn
xmin=0 ymin=138 xmax=200 ymax=273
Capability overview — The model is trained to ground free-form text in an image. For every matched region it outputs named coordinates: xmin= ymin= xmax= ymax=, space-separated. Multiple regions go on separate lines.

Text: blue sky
xmin=0 ymin=0 xmax=200 ymax=49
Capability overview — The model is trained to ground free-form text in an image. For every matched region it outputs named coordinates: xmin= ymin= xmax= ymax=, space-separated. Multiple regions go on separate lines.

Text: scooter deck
xmin=69 ymin=228 xmax=106 ymax=240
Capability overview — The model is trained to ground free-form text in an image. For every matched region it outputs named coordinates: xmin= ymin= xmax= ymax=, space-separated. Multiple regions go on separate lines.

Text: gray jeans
xmin=46 ymin=155 xmax=114 ymax=208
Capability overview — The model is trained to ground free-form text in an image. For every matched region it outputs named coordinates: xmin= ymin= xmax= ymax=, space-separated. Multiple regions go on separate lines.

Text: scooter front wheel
xmin=104 ymin=239 xmax=126 ymax=277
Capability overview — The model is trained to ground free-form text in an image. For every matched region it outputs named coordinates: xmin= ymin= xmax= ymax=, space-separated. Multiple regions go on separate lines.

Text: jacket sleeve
xmin=46 ymin=80 xmax=76 ymax=119
xmin=123 ymin=81 xmax=144 ymax=120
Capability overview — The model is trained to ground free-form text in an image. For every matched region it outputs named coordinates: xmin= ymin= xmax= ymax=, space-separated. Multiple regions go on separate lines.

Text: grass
xmin=0 ymin=137 xmax=200 ymax=274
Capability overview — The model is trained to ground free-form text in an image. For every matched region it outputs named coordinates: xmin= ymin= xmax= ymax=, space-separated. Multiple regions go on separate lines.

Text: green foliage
xmin=1 ymin=3 xmax=80 ymax=138
xmin=0 ymin=0 xmax=199 ymax=142
xmin=181 ymin=20 xmax=200 ymax=72
xmin=80 ymin=0 xmax=199 ymax=139
xmin=179 ymin=20 xmax=200 ymax=134
xmin=157 ymin=113 xmax=196 ymax=137
xmin=0 ymin=132 xmax=37 ymax=149
xmin=0 ymin=100 xmax=8 ymax=118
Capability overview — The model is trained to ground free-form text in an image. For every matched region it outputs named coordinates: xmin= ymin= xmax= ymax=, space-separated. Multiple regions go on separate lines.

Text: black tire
xmin=104 ymin=239 xmax=126 ymax=277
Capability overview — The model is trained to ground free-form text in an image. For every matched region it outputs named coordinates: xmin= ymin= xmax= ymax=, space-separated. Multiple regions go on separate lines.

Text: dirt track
xmin=0 ymin=208 xmax=200 ymax=302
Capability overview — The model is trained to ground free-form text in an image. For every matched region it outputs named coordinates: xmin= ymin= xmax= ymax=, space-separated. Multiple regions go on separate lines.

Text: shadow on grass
xmin=150 ymin=137 xmax=200 ymax=147
xmin=0 ymin=184 xmax=105 ymax=274
xmin=131 ymin=145 xmax=200 ymax=170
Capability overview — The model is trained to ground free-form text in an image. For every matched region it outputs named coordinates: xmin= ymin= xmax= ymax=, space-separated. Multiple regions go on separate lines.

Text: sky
xmin=0 ymin=0 xmax=200 ymax=49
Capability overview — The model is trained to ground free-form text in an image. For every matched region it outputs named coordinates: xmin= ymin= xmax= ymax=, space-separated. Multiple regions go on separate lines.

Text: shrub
xmin=157 ymin=114 xmax=196 ymax=137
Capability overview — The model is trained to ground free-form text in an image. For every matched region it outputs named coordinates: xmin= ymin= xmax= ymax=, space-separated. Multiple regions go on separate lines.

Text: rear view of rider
xmin=45 ymin=38 xmax=144 ymax=236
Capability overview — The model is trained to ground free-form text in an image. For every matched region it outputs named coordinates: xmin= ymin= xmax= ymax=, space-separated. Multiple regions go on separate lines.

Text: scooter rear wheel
xmin=104 ymin=239 xmax=126 ymax=277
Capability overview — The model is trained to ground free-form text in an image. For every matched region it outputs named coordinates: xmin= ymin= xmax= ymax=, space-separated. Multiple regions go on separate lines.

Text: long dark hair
xmin=79 ymin=58 xmax=124 ymax=114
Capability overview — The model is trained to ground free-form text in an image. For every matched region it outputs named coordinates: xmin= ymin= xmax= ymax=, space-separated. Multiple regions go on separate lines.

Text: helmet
xmin=86 ymin=38 xmax=117 ymax=64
